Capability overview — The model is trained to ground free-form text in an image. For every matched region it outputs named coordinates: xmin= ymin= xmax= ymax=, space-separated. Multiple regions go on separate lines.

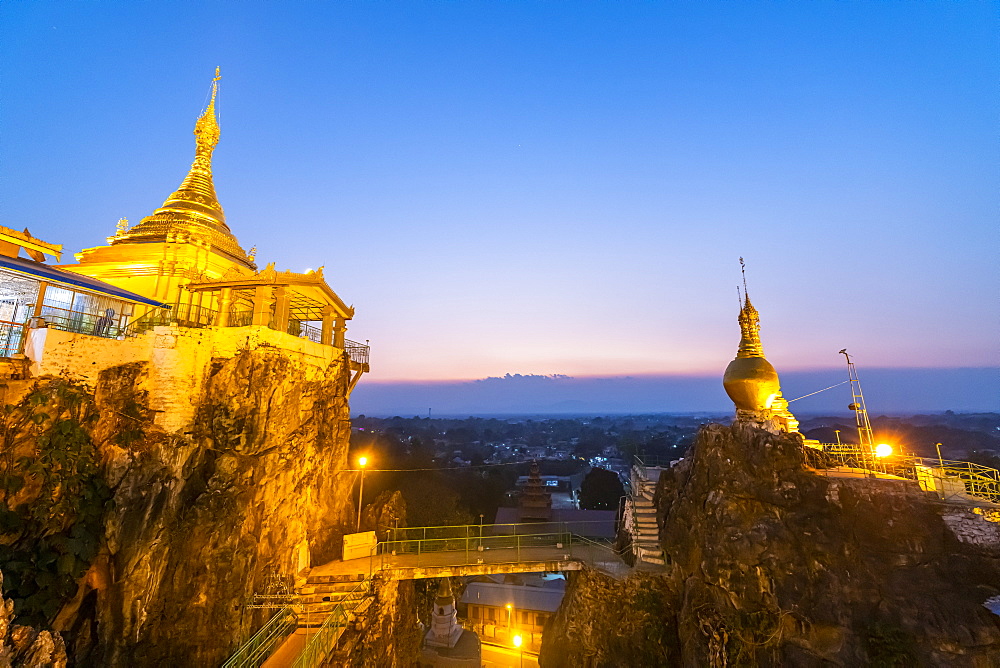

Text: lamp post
xmin=356 ymin=456 xmax=368 ymax=532
xmin=506 ymin=603 xmax=513 ymax=639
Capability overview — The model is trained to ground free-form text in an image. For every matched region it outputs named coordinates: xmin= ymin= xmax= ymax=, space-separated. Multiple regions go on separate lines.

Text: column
xmin=320 ymin=305 xmax=334 ymax=346
xmin=333 ymin=317 xmax=347 ymax=348
xmin=31 ymin=281 xmax=48 ymax=323
xmin=251 ymin=285 xmax=275 ymax=327
xmin=214 ymin=287 xmax=232 ymax=327
xmin=273 ymin=286 xmax=290 ymax=334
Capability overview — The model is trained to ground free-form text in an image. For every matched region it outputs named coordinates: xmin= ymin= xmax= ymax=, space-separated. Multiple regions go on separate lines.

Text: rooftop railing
xmin=805 ymin=444 xmax=1000 ymax=505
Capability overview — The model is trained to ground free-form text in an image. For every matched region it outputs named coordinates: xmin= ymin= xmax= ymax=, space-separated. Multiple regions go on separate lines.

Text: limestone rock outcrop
xmin=540 ymin=423 xmax=1000 ymax=667
xmin=0 ymin=571 xmax=68 ymax=668
xmin=0 ymin=344 xmax=356 ymax=666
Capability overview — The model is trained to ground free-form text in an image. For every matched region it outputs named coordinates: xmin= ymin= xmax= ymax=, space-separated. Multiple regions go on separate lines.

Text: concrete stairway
xmin=630 ymin=464 xmax=665 ymax=566
xmin=296 ymin=573 xmax=370 ymax=630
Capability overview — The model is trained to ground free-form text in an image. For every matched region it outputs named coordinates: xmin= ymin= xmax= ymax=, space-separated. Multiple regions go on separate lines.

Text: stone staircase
xmin=296 ymin=572 xmax=371 ymax=630
xmin=630 ymin=464 xmax=665 ymax=566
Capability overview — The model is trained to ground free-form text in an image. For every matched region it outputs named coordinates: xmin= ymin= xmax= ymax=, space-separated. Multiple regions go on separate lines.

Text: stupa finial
xmin=193 ymin=67 xmax=222 ymax=165
xmin=739 ymin=256 xmax=749 ymax=302
xmin=736 ymin=259 xmax=764 ymax=359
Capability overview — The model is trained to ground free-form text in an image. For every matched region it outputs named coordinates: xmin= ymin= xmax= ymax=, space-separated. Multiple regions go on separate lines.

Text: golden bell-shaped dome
xmin=723 ymin=292 xmax=780 ymax=413
xmin=724 ymin=356 xmax=780 ymax=412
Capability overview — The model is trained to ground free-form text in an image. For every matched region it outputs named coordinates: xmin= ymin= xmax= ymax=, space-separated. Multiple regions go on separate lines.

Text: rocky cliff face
xmin=0 ymin=345 xmax=356 ymax=665
xmin=541 ymin=423 xmax=1000 ymax=667
xmin=0 ymin=571 xmax=68 ymax=667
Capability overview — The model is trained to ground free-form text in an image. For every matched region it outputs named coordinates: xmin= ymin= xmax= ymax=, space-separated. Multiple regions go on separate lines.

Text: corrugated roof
xmin=459 ymin=582 xmax=565 ymax=613
xmin=0 ymin=256 xmax=167 ymax=308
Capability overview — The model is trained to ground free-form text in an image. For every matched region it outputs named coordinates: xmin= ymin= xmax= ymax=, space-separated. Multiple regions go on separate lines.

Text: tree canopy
xmin=579 ymin=467 xmax=624 ymax=511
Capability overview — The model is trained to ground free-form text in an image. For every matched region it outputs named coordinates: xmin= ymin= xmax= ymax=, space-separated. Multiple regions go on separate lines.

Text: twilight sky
xmin=2 ymin=3 xmax=997 ymax=396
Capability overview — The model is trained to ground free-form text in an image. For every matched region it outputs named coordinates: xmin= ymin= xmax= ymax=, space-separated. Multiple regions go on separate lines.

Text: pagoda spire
xmin=159 ymin=66 xmax=227 ymax=230
xmin=109 ymin=67 xmax=252 ymax=267
xmin=735 ymin=258 xmax=765 ymax=359
xmin=191 ymin=67 xmax=222 ymax=180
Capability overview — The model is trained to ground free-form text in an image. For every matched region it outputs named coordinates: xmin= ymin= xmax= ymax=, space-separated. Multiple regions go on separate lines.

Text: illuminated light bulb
xmin=358 ymin=456 xmax=368 ymax=467
xmin=875 ymin=444 xmax=893 ymax=458
xmin=512 ymin=635 xmax=522 ymax=648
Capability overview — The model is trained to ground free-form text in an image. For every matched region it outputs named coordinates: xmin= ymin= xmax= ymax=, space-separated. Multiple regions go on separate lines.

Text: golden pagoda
xmin=722 ymin=261 xmax=798 ymax=432
xmin=53 ymin=69 xmax=367 ymax=392
xmin=59 ymin=68 xmax=255 ymax=305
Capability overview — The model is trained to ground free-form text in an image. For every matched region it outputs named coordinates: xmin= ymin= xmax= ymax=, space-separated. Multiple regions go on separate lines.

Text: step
xmin=306 ymin=574 xmax=367 ymax=585
xmin=300 ymin=582 xmax=368 ymax=595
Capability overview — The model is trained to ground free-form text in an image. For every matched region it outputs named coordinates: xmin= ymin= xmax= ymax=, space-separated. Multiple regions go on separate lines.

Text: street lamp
xmin=512 ymin=634 xmax=523 ymax=667
xmin=356 ymin=456 xmax=368 ymax=532
xmin=506 ymin=603 xmax=513 ymax=637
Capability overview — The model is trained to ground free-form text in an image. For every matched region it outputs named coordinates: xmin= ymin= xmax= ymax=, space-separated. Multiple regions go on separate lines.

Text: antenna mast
xmin=839 ymin=349 xmax=877 ymax=470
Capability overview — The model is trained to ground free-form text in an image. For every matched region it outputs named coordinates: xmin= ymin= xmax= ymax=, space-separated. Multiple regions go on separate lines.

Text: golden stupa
xmin=59 ymin=68 xmax=255 ymax=305
xmin=111 ymin=67 xmax=251 ymax=265
xmin=723 ymin=262 xmax=799 ymax=432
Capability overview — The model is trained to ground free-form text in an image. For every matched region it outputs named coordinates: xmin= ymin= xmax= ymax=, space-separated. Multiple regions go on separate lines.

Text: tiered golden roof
xmin=109 ymin=67 xmax=253 ymax=269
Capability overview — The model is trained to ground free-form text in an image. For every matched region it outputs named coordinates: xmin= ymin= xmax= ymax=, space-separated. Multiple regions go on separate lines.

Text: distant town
xmin=349 ymin=411 xmax=1000 ymax=528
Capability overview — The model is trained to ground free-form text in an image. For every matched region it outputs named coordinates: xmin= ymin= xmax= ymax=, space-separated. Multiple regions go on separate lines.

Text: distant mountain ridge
xmin=352 ymin=367 xmax=999 ymax=416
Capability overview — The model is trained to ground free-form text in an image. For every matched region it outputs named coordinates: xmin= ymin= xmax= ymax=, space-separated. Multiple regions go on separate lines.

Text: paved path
xmin=482 ymin=643 xmax=539 ymax=668
xmin=260 ymin=631 xmax=307 ymax=668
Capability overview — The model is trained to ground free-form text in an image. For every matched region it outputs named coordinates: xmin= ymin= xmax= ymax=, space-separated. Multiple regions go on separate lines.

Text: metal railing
xmin=290 ymin=577 xmax=372 ymax=668
xmin=37 ymin=305 xmax=127 ymax=339
xmin=344 ymin=339 xmax=369 ymax=366
xmin=123 ymin=304 xmax=214 ymax=337
xmin=118 ymin=306 xmax=370 ymax=364
xmin=228 ymin=310 xmax=254 ymax=328
xmin=221 ymin=607 xmax=297 ymax=668
xmin=0 ymin=321 xmax=26 ymax=357
xmin=387 ymin=520 xmax=616 ymax=543
xmin=806 ymin=445 xmax=1000 ymax=505
xmin=633 ymin=454 xmax=677 ymax=469
xmin=378 ymin=530 xmax=574 ymax=569
xmin=373 ymin=521 xmax=624 ymax=572
xmin=287 ymin=321 xmax=322 ymax=343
